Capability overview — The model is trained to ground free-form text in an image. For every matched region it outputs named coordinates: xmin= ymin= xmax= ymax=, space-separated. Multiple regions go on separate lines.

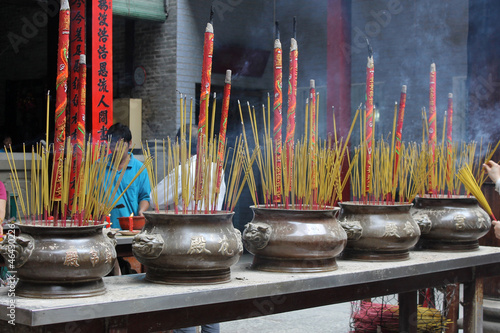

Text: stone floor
xmin=219 ymin=302 xmax=353 ymax=332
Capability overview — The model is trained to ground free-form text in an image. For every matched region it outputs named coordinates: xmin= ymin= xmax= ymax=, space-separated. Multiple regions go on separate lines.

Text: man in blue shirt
xmin=106 ymin=123 xmax=151 ymax=229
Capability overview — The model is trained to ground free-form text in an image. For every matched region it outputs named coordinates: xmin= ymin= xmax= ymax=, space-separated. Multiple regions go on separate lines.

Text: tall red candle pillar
xmin=194 ymin=10 xmax=214 ymax=211
xmin=364 ymin=55 xmax=375 ymax=200
xmin=285 ymin=18 xmax=298 ymax=201
xmin=52 ymin=0 xmax=70 ymax=202
xmin=273 ymin=22 xmax=283 ymax=205
xmin=428 ymin=63 xmax=437 ymax=195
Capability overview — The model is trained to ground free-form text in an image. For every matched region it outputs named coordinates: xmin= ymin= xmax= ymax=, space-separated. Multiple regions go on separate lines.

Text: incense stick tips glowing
xmin=448 ymin=93 xmax=453 ymax=99
xmin=310 ymin=79 xmax=315 ymax=89
xmin=431 ymin=63 xmax=436 ymax=72
xmin=401 ymin=85 xmax=407 ymax=93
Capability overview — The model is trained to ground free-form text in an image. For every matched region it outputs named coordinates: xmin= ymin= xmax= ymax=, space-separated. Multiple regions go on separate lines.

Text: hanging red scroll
xmin=68 ymin=0 xmax=86 ymax=210
xmin=92 ymin=0 xmax=113 ymax=142
xmin=69 ymin=0 xmax=85 ymax=140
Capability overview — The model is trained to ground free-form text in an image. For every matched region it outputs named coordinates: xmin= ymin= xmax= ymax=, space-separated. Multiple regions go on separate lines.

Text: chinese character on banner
xmin=69 ymin=0 xmax=86 ymax=144
xmin=92 ymin=0 xmax=112 ymax=142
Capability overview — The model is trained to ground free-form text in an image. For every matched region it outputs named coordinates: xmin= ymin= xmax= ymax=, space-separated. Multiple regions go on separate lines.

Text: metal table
xmin=1 ymin=247 xmax=500 ymax=332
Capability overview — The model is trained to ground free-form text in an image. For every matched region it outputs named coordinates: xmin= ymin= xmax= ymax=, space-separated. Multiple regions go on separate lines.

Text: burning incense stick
xmin=445 ymin=93 xmax=453 ymax=193
xmin=364 ymin=39 xmax=375 ymax=202
xmin=285 ymin=17 xmax=298 ymax=207
xmin=273 ymin=21 xmax=283 ymax=206
xmin=52 ymin=0 xmax=70 ymax=204
xmin=428 ymin=63 xmax=437 ymax=195
xmin=392 ymin=85 xmax=407 ymax=196
xmin=216 ymin=70 xmax=232 ymax=206
xmin=309 ymin=80 xmax=318 ymax=206
xmin=195 ymin=7 xmax=215 ymax=212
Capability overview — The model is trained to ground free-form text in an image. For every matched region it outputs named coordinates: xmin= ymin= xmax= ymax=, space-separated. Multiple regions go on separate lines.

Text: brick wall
xmin=113 ymin=1 xmax=178 ymax=140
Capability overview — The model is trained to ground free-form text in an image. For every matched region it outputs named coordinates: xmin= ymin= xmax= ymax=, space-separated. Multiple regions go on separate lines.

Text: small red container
xmin=118 ymin=216 xmax=146 ymax=230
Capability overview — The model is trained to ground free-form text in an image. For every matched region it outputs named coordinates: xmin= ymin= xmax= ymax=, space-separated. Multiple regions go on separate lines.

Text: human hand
xmin=493 ymin=220 xmax=500 ymax=239
xmin=483 ymin=160 xmax=500 ymax=183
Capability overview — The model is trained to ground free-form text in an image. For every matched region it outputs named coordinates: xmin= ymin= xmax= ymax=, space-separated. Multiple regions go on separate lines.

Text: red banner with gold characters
xmin=69 ymin=0 xmax=85 ymax=142
xmin=68 ymin=0 xmax=86 ymax=209
xmin=92 ymin=0 xmax=113 ymax=142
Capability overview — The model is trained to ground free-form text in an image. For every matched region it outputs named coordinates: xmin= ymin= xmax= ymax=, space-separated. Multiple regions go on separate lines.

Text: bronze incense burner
xmin=242 ymin=205 xmax=346 ymax=273
xmin=0 ymin=222 xmax=117 ymax=298
xmin=133 ymin=211 xmax=243 ymax=284
xmin=412 ymin=196 xmax=491 ymax=250
xmin=338 ymin=202 xmax=420 ymax=261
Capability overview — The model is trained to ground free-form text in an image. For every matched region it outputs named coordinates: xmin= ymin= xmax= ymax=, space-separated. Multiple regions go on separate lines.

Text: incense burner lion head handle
xmin=132 ymin=232 xmax=164 ymax=259
xmin=103 ymin=229 xmax=118 ymax=247
xmin=0 ymin=234 xmax=34 ymax=268
xmin=413 ymin=213 xmax=433 ymax=234
xmin=242 ymin=222 xmax=272 ymax=252
xmin=339 ymin=220 xmax=363 ymax=241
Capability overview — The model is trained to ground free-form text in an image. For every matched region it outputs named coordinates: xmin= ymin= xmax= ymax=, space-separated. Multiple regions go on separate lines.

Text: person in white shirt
xmin=483 ymin=160 xmax=500 ymax=238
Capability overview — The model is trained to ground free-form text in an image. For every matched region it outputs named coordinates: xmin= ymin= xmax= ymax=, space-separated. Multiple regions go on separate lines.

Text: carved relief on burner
xmin=187 ymin=236 xmax=211 ymax=254
xmin=383 ymin=223 xmax=400 ymax=238
xmin=64 ymin=246 xmax=80 ymax=267
xmin=218 ymin=235 xmax=234 ymax=256
xmin=89 ymin=247 xmax=99 ymax=267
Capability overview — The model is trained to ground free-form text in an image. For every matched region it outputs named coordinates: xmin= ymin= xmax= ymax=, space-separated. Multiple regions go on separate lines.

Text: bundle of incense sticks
xmin=351 ymin=139 xmax=425 ymax=204
xmin=143 ymin=93 xmax=252 ymax=214
xmin=241 ymin=97 xmax=360 ymax=209
xmin=5 ymin=140 xmax=150 ymax=226
xmin=457 ymin=165 xmax=496 ymax=220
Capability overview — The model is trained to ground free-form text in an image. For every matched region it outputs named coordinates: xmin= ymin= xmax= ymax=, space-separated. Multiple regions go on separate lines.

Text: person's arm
xmin=138 ymin=200 xmax=149 ymax=216
xmin=483 ymin=160 xmax=500 ymax=193
xmin=137 ymin=167 xmax=151 ymax=215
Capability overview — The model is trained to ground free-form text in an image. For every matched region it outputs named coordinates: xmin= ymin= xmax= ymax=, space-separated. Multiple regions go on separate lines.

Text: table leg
xmin=463 ymin=277 xmax=484 ymax=333
xmin=399 ymin=291 xmax=417 ymax=333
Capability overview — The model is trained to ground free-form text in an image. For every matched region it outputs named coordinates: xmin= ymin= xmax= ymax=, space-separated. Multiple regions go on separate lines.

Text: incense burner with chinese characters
xmin=0 ymin=222 xmax=117 ymax=298
xmin=242 ymin=206 xmax=347 ymax=272
xmin=338 ymin=202 xmax=420 ymax=261
xmin=133 ymin=211 xmax=243 ymax=284
xmin=411 ymin=195 xmax=491 ymax=250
